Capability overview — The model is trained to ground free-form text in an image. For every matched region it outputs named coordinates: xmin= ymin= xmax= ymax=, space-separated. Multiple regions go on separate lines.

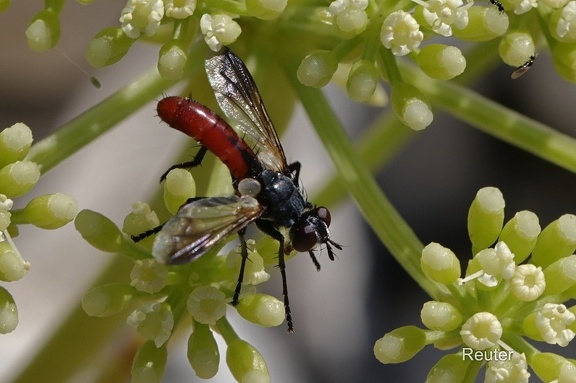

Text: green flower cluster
xmin=75 ymin=168 xmax=284 ymax=383
xmin=374 ymin=186 xmax=576 ymax=382
xmin=11 ymin=0 xmax=576 ymax=133
xmin=0 ymin=123 xmax=78 ymax=334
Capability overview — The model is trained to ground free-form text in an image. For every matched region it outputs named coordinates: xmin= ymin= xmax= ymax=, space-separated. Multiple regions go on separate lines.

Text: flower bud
xmin=236 ymin=293 xmax=285 ymax=327
xmin=226 ymin=339 xmax=270 ymax=383
xmin=498 ymin=210 xmax=540 ymax=263
xmin=543 ymin=255 xmax=576 ymax=295
xmin=0 ymin=161 xmax=41 ymax=198
xmin=0 ymin=242 xmax=29 ymax=282
xmin=532 ymin=214 xmax=576 ymax=268
xmin=122 ymin=202 xmax=159 ymax=239
xmin=467 ymin=186 xmax=505 ymax=254
xmin=131 ymin=340 xmax=167 ymax=383
xmin=416 ymin=44 xmax=466 ymax=80
xmin=0 ymin=123 xmax=33 ymax=168
xmin=532 ymin=352 xmax=575 ymax=383
xmin=426 ymin=354 xmax=469 ymax=383
xmin=200 ymin=14 xmax=241 ymax=51
xmin=187 ymin=322 xmax=220 ymax=379
xmin=452 ymin=6 xmax=509 ymax=41
xmin=297 ymin=50 xmax=338 ymax=88
xmin=0 ymin=0 xmax=11 ymax=12
xmin=157 ymin=40 xmax=188 ymax=80
xmin=390 ymin=83 xmax=433 ymax=130
xmin=163 ymin=168 xmax=195 ymax=214
xmin=421 ymin=301 xmax=463 ymax=331
xmin=346 ymin=60 xmax=378 ymax=102
xmin=82 ymin=283 xmax=135 ymax=317
xmin=551 ymin=41 xmax=576 ymax=83
xmin=246 ymin=0 xmax=287 ymax=20
xmin=374 ymin=326 xmax=427 ymax=364
xmin=0 ymin=286 xmax=18 ymax=334
xmin=549 ymin=2 xmax=576 ymax=42
xmin=334 ymin=9 xmax=368 ymax=36
xmin=421 ymin=243 xmax=461 ymax=284
xmin=74 ymin=209 xmax=124 ymax=253
xmin=86 ymin=27 xmax=135 ymax=68
xmin=498 ymin=31 xmax=535 ymax=67
xmin=23 ymin=193 xmax=77 ymax=229
xmin=26 ymin=9 xmax=60 ymax=51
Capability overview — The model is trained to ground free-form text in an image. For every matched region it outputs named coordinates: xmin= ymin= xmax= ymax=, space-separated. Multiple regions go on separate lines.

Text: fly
xmin=133 ymin=49 xmax=341 ymax=332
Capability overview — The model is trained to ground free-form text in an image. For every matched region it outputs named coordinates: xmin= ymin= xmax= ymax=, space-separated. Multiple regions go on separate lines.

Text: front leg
xmin=256 ymin=220 xmax=294 ymax=333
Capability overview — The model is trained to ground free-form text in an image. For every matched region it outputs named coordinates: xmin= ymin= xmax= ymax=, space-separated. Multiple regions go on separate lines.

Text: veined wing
xmin=152 ymin=195 xmax=263 ymax=265
xmin=205 ymin=49 xmax=288 ymax=173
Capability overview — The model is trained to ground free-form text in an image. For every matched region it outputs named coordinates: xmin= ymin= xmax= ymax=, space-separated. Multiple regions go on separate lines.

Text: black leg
xmin=131 ymin=224 xmax=163 ymax=242
xmin=256 ymin=220 xmax=294 ymax=332
xmin=308 ymin=250 xmax=321 ymax=271
xmin=232 ymin=228 xmax=249 ymax=306
xmin=160 ymin=146 xmax=209 ymax=181
xmin=288 ymin=161 xmax=301 ymax=186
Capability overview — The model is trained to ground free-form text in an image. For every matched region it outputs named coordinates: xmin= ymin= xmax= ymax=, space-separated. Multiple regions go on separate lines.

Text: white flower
xmin=164 ymin=0 xmax=196 ymax=19
xmin=119 ymin=0 xmax=164 ymax=39
xmin=381 ymin=11 xmax=424 ymax=56
xmin=329 ymin=0 xmax=369 ymax=34
xmin=535 ymin=303 xmax=575 ymax=347
xmin=557 ymin=1 xmax=576 ymax=39
xmin=460 ymin=312 xmax=503 ymax=350
xmin=0 ymin=195 xmax=13 ymax=211
xmin=187 ymin=285 xmax=228 ymax=325
xmin=485 ymin=352 xmax=530 ymax=383
xmin=413 ymin=0 xmax=472 ymax=36
xmin=460 ymin=242 xmax=515 ymax=287
xmin=510 ymin=264 xmax=545 ymax=301
xmin=226 ymin=239 xmax=271 ymax=286
xmin=127 ymin=302 xmax=173 ymax=347
xmin=507 ymin=0 xmax=537 ymax=14
xmin=200 ymin=13 xmax=242 ymax=52
xmin=130 ymin=259 xmax=168 ymax=293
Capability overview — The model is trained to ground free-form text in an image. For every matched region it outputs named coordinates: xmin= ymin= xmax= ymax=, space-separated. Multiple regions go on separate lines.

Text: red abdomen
xmin=157 ymin=96 xmax=256 ymax=180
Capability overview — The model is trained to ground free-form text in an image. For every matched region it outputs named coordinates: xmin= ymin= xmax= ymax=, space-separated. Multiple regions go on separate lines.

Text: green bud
xmin=297 ymin=50 xmax=338 ymax=88
xmin=549 ymin=4 xmax=576 ymax=42
xmin=498 ymin=31 xmax=535 ymax=67
xmin=122 ymin=202 xmax=159 ymax=238
xmin=26 ymin=9 xmax=60 ymax=51
xmin=421 ymin=242 xmax=461 ymax=284
xmin=226 ymin=339 xmax=270 ymax=383
xmin=551 ymin=41 xmax=576 ymax=83
xmin=532 ymin=214 xmax=576 ymax=268
xmin=531 ymin=352 xmax=574 ymax=383
xmin=188 ymin=323 xmax=220 ymax=379
xmin=543 ymin=255 xmax=576 ymax=295
xmin=0 ymin=0 xmax=11 ymax=12
xmin=236 ymin=293 xmax=285 ymax=327
xmin=0 ymin=242 xmax=29 ymax=282
xmin=373 ymin=326 xmax=427 ymax=364
xmin=0 ymin=286 xmax=18 ymax=333
xmin=420 ymin=301 xmax=463 ymax=331
xmin=158 ymin=40 xmax=188 ymax=80
xmin=390 ymin=83 xmax=433 ymax=130
xmin=335 ymin=9 xmax=368 ymax=36
xmin=347 ymin=60 xmax=378 ymax=102
xmin=0 ymin=161 xmax=41 ymax=198
xmin=23 ymin=193 xmax=77 ymax=229
xmin=86 ymin=27 xmax=135 ymax=68
xmin=452 ymin=6 xmax=509 ymax=41
xmin=426 ymin=353 xmax=469 ymax=383
xmin=74 ymin=209 xmax=124 ymax=253
xmin=0 ymin=209 xmax=10 ymax=231
xmin=246 ymin=0 xmax=287 ymax=20
xmin=467 ymin=186 xmax=505 ymax=254
xmin=163 ymin=168 xmax=195 ymax=214
xmin=498 ymin=210 xmax=540 ymax=263
xmin=0 ymin=123 xmax=33 ymax=168
xmin=82 ymin=283 xmax=135 ymax=317
xmin=131 ymin=341 xmax=167 ymax=383
xmin=416 ymin=44 xmax=467 ymax=80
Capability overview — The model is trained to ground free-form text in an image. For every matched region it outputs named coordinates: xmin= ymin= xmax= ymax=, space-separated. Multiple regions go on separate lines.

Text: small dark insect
xmin=490 ymin=0 xmax=505 ymax=12
xmin=133 ymin=49 xmax=341 ymax=332
xmin=511 ymin=55 xmax=535 ymax=79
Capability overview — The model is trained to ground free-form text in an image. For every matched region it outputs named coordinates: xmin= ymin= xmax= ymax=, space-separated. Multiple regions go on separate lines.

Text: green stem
xmin=286 ymin=59 xmax=446 ymax=300
xmin=401 ymin=63 xmax=576 ymax=173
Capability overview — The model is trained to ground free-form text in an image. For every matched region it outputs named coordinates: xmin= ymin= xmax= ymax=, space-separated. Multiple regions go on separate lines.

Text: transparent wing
xmin=152 ymin=195 xmax=263 ymax=265
xmin=205 ymin=49 xmax=288 ymax=172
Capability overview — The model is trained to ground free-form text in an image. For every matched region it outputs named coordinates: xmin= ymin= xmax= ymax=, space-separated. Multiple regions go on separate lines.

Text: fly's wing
xmin=205 ymin=50 xmax=288 ymax=173
xmin=152 ymin=195 xmax=263 ymax=265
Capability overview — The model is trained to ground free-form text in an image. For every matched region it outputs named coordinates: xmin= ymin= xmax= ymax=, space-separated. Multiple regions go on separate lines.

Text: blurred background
xmin=1 ymin=1 xmax=576 ymax=382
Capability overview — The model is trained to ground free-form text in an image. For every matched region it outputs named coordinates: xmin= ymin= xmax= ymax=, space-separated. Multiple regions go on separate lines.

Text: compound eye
xmin=316 ymin=207 xmax=331 ymax=227
xmin=291 ymin=223 xmax=319 ymax=252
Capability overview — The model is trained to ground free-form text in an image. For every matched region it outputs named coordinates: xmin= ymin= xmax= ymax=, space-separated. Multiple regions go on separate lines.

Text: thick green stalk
xmin=286 ymin=60 xmax=446 ymax=300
